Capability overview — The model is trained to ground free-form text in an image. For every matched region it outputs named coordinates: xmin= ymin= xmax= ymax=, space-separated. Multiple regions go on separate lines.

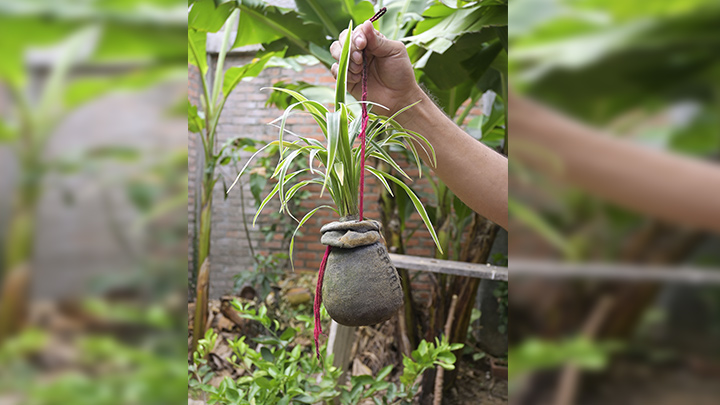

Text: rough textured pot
xmin=320 ymin=217 xmax=403 ymax=326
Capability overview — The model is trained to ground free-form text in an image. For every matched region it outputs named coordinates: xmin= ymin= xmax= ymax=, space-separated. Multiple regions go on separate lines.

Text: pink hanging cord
xmin=313 ymin=7 xmax=387 ymax=360
xmin=359 ymin=6 xmax=386 ymax=221
xmin=313 ymin=245 xmax=332 ymax=359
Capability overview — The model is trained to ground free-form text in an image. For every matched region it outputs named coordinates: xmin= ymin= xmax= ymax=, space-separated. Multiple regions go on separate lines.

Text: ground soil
xmin=443 ymin=358 xmax=508 ymax=405
xmin=512 ymin=356 xmax=720 ymax=405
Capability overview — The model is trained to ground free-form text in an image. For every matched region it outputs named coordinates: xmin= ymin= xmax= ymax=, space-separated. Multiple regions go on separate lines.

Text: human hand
xmin=330 ymin=21 xmax=424 ymax=117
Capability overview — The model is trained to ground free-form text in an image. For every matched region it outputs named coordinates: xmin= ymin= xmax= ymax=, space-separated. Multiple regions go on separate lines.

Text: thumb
xmin=358 ymin=21 xmax=398 ymax=58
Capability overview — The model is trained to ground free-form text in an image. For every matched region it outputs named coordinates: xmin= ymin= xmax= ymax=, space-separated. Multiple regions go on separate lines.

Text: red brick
xmin=296 ymin=251 xmax=315 ymax=260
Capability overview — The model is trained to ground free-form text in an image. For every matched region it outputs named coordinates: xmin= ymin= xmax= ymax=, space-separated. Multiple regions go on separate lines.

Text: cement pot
xmin=320 ymin=217 xmax=403 ymax=326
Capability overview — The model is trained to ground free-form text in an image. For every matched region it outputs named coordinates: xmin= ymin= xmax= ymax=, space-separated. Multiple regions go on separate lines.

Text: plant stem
xmin=238 ymin=179 xmax=258 ymax=265
xmin=191 ymin=166 xmax=214 ymax=353
xmin=455 ymin=91 xmax=482 ymax=127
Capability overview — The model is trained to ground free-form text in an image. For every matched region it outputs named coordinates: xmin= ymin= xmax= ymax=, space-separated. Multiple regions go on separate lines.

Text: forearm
xmin=510 ymin=94 xmax=720 ymax=233
xmin=396 ymin=89 xmax=509 ymax=230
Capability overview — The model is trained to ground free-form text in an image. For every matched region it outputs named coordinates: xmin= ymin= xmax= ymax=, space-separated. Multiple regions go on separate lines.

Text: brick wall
xmin=189 ymin=53 xmax=488 ymax=299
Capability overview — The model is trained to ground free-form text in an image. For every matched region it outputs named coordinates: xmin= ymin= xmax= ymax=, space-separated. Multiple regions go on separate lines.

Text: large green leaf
xmin=377 ymin=0 xmax=430 ymax=40
xmin=0 ymin=0 xmax=185 ymax=86
xmin=188 ymin=29 xmax=208 ymax=75
xmin=188 ymin=100 xmax=205 ymax=133
xmin=295 ymin=0 xmax=354 ymax=37
xmin=335 ymin=21 xmax=353 ymax=110
xmin=405 ymin=4 xmax=506 ymax=50
xmin=0 ymin=16 xmax=75 ymax=86
xmin=234 ymin=1 xmax=327 ymax=59
xmin=188 ymin=0 xmax=235 ymax=32
xmin=65 ymin=67 xmax=183 ymax=110
xmin=222 ymin=50 xmax=280 ymax=96
xmin=421 ymin=32 xmax=501 ymax=90
xmin=322 ymin=110 xmax=342 ymax=198
xmin=512 ymin=4 xmax=720 ymax=124
xmin=92 ymin=22 xmax=185 ymax=64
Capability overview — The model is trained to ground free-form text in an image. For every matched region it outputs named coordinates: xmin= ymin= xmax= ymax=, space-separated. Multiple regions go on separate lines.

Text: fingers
xmin=359 ymin=20 xmax=398 ymax=58
xmin=330 ymin=26 xmax=368 ymax=79
xmin=331 ymin=62 xmax=361 ymax=84
xmin=330 ymin=40 xmax=341 ymax=61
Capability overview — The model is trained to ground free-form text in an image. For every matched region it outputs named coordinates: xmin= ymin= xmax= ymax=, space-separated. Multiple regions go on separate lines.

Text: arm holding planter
xmin=510 ymin=94 xmax=720 ymax=233
xmin=330 ymin=21 xmax=509 ymax=230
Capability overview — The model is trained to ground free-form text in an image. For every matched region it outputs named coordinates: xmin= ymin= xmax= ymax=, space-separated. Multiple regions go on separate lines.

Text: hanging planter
xmin=229 ymin=10 xmax=442 ymax=358
xmin=320 ymin=217 xmax=402 ymax=326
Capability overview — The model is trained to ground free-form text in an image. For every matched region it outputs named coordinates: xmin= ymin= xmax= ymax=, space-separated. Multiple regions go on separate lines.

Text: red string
xmin=313 ymin=245 xmax=332 ymax=359
xmin=359 ymin=7 xmax=386 ymax=221
xmin=313 ymin=7 xmax=386 ymax=360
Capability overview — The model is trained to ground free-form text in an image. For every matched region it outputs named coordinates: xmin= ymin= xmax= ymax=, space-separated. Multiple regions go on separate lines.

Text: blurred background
xmin=0 ymin=0 xmax=187 ymax=404
xmin=508 ymin=1 xmax=720 ymax=404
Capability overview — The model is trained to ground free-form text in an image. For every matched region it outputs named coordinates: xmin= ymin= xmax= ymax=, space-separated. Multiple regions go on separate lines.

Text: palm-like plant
xmin=230 ymin=21 xmax=442 ymax=260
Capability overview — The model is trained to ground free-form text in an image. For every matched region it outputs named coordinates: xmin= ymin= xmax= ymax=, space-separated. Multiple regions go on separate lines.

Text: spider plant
xmin=229 ymin=21 xmax=442 ymax=264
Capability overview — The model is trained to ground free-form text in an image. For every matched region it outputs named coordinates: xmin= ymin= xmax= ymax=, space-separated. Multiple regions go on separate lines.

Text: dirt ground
xmin=580 ymin=358 xmax=720 ymax=405
xmin=512 ymin=356 xmax=720 ymax=405
xmin=444 ymin=359 xmax=508 ymax=404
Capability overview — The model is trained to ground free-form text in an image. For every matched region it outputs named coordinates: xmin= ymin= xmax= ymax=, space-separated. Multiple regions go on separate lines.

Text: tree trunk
xmin=445 ymin=214 xmax=499 ymax=388
xmin=420 ymin=214 xmax=499 ymax=403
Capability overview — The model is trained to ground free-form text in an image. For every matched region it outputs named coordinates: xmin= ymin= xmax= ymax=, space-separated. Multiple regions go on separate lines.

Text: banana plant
xmin=187 ymin=4 xmax=286 ymax=351
xmin=0 ymin=2 xmax=186 ymax=344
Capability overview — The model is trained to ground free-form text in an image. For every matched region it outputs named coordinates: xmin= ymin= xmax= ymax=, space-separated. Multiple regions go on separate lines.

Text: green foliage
xmin=233 ymin=252 xmax=288 ymax=301
xmin=2 ymin=321 xmax=186 ymax=405
xmin=400 ymin=336 xmax=463 ymax=387
xmin=467 ymin=93 xmax=506 ymax=149
xmin=509 ymin=337 xmax=622 ymax=382
xmin=187 ymin=4 xmax=285 ymax=350
xmin=0 ymin=0 xmax=185 ymax=88
xmin=189 ymin=302 xmax=341 ymax=404
xmin=464 ymin=308 xmax=488 ymax=362
xmin=510 ymin=0 xmax=720 ymax=130
xmin=190 ymin=301 xmax=461 ymax=405
xmin=234 ymin=0 xmax=331 ymax=64
xmin=405 ymin=0 xmax=508 ymax=118
xmin=221 ymin=137 xmax=310 ymax=298
xmin=493 ymin=281 xmax=508 ymax=334
xmin=336 ymin=337 xmax=463 ymax=405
